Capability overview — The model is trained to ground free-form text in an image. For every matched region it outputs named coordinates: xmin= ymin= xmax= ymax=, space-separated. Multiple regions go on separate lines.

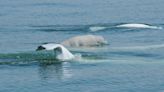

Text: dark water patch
xmin=0 ymin=51 xmax=107 ymax=66
xmin=0 ymin=13 xmax=6 ymax=17
xmin=34 ymin=28 xmax=86 ymax=32
xmin=0 ymin=58 xmax=62 ymax=66
xmin=0 ymin=2 xmax=77 ymax=8
xmin=0 ymin=52 xmax=54 ymax=60
xmin=0 ymin=51 xmax=62 ymax=65
xmin=109 ymin=51 xmax=161 ymax=59
xmin=29 ymin=25 xmax=89 ymax=32
xmin=30 ymin=2 xmax=78 ymax=7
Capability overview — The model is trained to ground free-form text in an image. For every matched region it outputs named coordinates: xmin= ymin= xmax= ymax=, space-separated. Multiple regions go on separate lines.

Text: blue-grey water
xmin=1 ymin=0 xmax=164 ymax=92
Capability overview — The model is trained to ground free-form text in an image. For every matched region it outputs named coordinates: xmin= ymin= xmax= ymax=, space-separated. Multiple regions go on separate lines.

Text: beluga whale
xmin=116 ymin=23 xmax=162 ymax=29
xmin=36 ymin=43 xmax=75 ymax=61
xmin=61 ymin=35 xmax=108 ymax=47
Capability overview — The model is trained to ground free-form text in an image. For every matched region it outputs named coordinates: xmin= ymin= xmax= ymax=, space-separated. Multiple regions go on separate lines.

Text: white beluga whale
xmin=116 ymin=23 xmax=162 ymax=29
xmin=61 ymin=35 xmax=108 ymax=47
xmin=36 ymin=43 xmax=75 ymax=61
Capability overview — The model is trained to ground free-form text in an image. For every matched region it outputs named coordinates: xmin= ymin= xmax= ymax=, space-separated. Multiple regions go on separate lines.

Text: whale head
xmin=36 ymin=43 xmax=75 ymax=61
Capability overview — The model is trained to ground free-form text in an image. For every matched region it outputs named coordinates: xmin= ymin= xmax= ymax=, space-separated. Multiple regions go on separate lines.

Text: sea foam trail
xmin=89 ymin=23 xmax=162 ymax=32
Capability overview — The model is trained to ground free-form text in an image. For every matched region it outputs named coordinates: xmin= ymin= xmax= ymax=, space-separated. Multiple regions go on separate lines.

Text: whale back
xmin=61 ymin=35 xmax=108 ymax=47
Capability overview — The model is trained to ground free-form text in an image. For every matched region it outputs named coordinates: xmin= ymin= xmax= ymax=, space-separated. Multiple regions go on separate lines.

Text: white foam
xmin=89 ymin=26 xmax=107 ymax=32
xmin=116 ymin=23 xmax=162 ymax=29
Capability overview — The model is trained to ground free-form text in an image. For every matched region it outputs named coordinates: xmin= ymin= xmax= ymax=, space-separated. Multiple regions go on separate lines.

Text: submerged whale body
xmin=61 ymin=35 xmax=108 ymax=47
xmin=36 ymin=44 xmax=74 ymax=61
xmin=116 ymin=23 xmax=162 ymax=29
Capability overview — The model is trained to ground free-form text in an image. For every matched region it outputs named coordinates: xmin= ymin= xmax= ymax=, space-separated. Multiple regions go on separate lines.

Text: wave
xmin=28 ymin=23 xmax=163 ymax=32
xmin=89 ymin=23 xmax=163 ymax=32
xmin=116 ymin=23 xmax=163 ymax=29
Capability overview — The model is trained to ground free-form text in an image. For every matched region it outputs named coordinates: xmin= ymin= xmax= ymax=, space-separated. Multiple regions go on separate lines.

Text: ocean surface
xmin=1 ymin=0 xmax=164 ymax=92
